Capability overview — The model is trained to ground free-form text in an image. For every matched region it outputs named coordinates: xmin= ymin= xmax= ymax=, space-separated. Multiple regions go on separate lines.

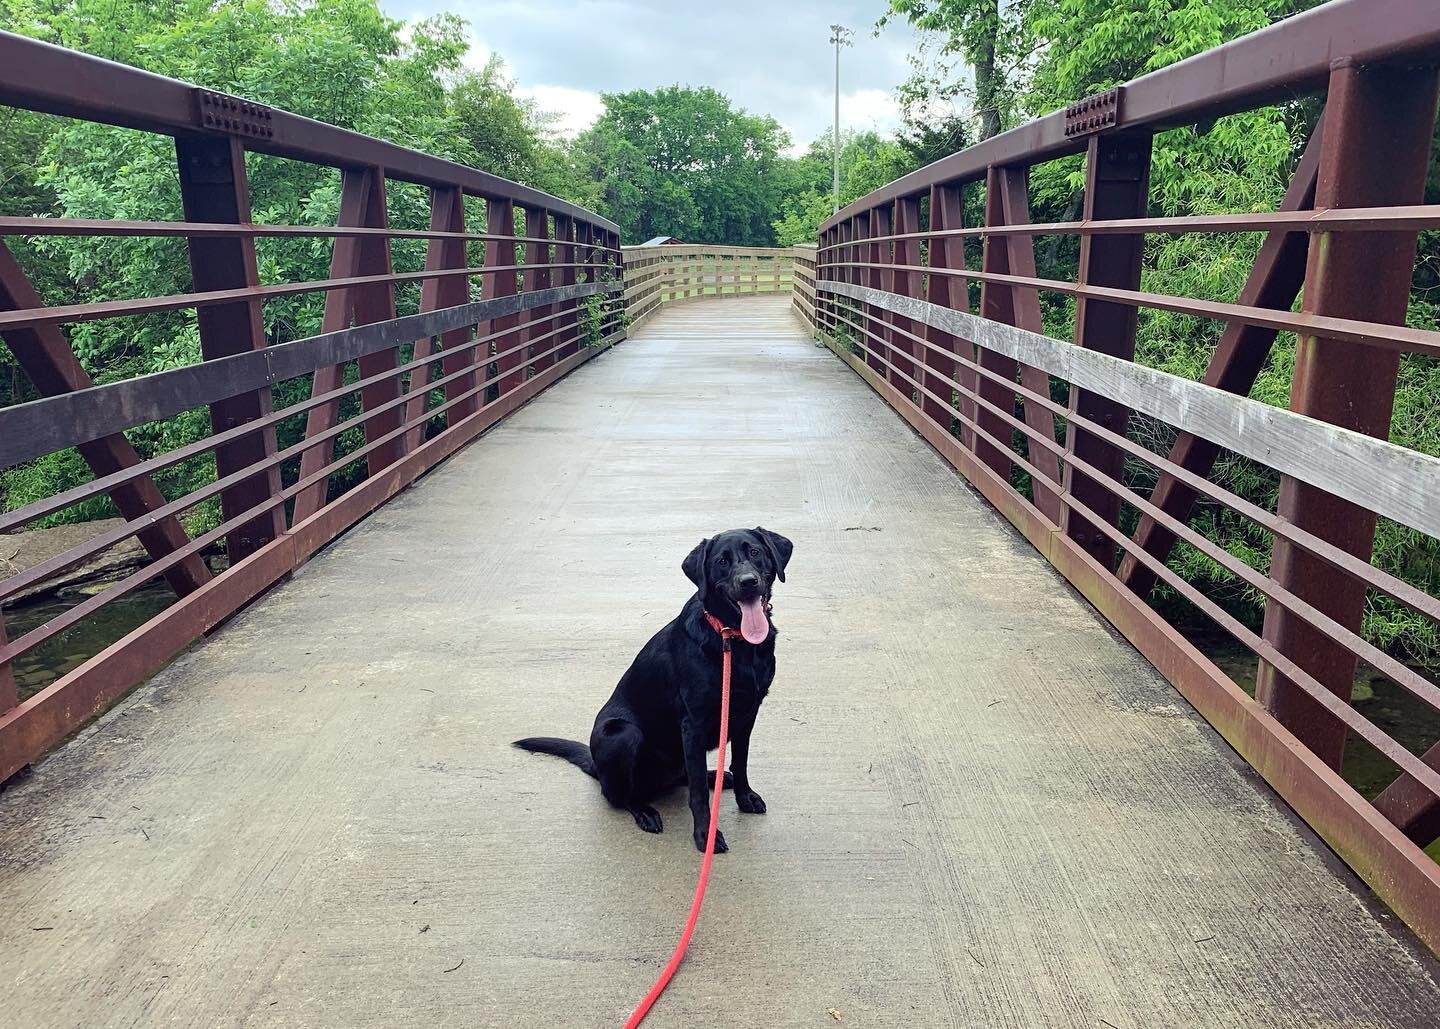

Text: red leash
xmin=623 ymin=613 xmax=738 ymax=1027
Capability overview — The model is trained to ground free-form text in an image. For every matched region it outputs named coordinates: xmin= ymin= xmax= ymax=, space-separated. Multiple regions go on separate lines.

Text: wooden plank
xmin=819 ymin=280 xmax=1440 ymax=540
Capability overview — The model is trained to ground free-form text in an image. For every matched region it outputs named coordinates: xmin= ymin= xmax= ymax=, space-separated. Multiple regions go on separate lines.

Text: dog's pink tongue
xmin=739 ymin=599 xmax=769 ymax=644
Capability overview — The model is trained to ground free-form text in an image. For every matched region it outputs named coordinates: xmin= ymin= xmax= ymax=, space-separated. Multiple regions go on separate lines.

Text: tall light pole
xmin=830 ymin=24 xmax=852 ymax=214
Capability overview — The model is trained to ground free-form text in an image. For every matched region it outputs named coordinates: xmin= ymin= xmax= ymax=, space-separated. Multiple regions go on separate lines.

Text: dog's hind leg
xmin=592 ymin=717 xmax=663 ymax=833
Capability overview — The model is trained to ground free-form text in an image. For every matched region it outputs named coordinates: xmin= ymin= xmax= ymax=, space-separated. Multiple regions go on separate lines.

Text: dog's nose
xmin=737 ymin=572 xmax=760 ymax=590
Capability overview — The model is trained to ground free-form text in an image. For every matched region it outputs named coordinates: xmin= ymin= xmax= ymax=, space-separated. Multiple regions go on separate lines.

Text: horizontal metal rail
xmin=0 ymin=31 xmax=618 ymax=233
xmin=0 ymin=31 xmax=625 ymax=775
xmin=809 ymin=0 xmax=1440 ymax=957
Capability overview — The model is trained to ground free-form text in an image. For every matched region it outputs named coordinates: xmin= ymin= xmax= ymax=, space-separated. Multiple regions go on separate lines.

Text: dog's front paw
xmin=736 ymin=789 xmax=766 ymax=814
xmin=632 ymin=806 xmax=663 ymax=833
xmin=694 ymin=825 xmax=728 ymax=853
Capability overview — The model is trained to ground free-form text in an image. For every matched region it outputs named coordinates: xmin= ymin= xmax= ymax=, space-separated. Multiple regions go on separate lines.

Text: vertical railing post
xmin=872 ymin=204 xmax=895 ymax=382
xmin=518 ymin=207 xmax=551 ymax=378
xmin=0 ymin=614 xmax=16 ymax=716
xmin=609 ymin=230 xmax=625 ymax=340
xmin=576 ymin=221 xmax=596 ymax=345
xmin=1256 ymin=62 xmax=1440 ymax=770
xmin=891 ymin=196 xmax=921 ymax=396
xmin=974 ymin=167 xmax=1022 ymax=483
xmin=409 ymin=185 xmax=468 ymax=448
xmin=486 ymin=199 xmax=522 ymax=397
xmin=924 ymin=183 xmax=968 ymax=440
xmin=292 ymin=165 xmax=397 ymax=525
xmin=554 ymin=215 xmax=577 ymax=360
xmin=1063 ymin=132 xmax=1153 ymax=564
xmin=175 ymin=134 xmax=283 ymax=563
xmin=993 ymin=167 xmax=1063 ymax=523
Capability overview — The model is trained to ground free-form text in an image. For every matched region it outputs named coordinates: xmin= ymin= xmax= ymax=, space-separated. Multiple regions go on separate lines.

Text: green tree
xmin=0 ymin=0 xmax=575 ymax=522
xmin=771 ymin=131 xmax=918 ymax=245
xmin=576 ymin=86 xmax=790 ymax=245
xmin=880 ymin=0 xmax=1031 ymax=140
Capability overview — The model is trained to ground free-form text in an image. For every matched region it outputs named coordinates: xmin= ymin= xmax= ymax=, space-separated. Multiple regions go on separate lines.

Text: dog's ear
xmin=682 ymin=537 xmax=711 ymax=593
xmin=753 ymin=527 xmax=793 ymax=583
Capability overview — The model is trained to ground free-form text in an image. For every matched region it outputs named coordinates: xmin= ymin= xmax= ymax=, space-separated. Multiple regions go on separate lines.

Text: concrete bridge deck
xmin=3 ymin=296 xmax=1438 ymax=1027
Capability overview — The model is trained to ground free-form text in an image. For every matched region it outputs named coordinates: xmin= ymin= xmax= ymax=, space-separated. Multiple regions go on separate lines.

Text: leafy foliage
xmin=771 ymin=131 xmax=918 ymax=246
xmin=575 ymin=86 xmax=789 ymax=246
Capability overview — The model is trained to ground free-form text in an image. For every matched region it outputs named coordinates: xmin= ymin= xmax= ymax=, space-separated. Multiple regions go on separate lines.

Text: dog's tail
xmin=512 ymin=737 xmax=597 ymax=778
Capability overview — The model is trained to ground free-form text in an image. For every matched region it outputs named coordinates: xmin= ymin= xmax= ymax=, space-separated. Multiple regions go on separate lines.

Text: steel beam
xmin=1255 ymin=62 xmax=1440 ymax=770
xmin=1064 ymin=132 xmax=1152 ymax=568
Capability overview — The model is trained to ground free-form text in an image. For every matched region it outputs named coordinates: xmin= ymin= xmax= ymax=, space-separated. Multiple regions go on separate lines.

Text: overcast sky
xmin=381 ymin=1 xmax=921 ymax=152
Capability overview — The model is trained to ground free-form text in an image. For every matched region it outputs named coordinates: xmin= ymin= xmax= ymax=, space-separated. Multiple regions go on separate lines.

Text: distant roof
xmin=640 ymin=235 xmax=682 ymax=246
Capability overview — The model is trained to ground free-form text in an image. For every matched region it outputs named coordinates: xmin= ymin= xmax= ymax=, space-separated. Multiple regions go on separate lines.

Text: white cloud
xmin=384 ymin=0 xmax=923 ymax=148
xmin=518 ymin=84 xmax=605 ymax=138
xmin=841 ymin=88 xmax=901 ymax=133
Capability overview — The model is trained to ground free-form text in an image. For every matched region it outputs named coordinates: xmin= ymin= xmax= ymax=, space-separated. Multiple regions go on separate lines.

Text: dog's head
xmin=682 ymin=527 xmax=793 ymax=645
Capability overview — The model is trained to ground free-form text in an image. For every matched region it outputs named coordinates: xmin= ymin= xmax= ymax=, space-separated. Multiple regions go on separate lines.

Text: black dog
xmin=515 ymin=527 xmax=792 ymax=852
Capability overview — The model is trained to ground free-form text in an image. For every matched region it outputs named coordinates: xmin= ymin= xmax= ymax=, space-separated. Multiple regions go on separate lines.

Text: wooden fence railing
xmin=622 ymin=244 xmax=803 ymax=329
xmin=813 ymin=0 xmax=1440 ymax=954
xmin=0 ymin=31 xmax=623 ymax=781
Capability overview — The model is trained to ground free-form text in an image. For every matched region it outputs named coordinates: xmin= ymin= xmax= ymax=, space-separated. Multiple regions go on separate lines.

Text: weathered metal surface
xmin=1064 ymin=87 xmax=1123 ymax=137
xmin=194 ymin=89 xmax=273 ymax=139
xmin=0 ymin=32 xmax=618 ymax=232
xmin=922 ymin=183 xmax=965 ymax=435
xmin=0 ymin=325 xmax=624 ymax=783
xmin=815 ymin=298 xmax=1440 ymax=956
xmin=1255 ymin=63 xmax=1440 ymax=770
xmin=176 ymin=133 xmax=284 ymax=564
xmin=823 ymin=255 xmax=1440 ymax=358
xmin=994 ymin=166 xmax=1063 ymax=522
xmin=6 ymin=298 xmax=1438 ymax=1024
xmin=1064 ymin=131 xmax=1152 ymax=569
xmin=410 ymin=186 xmax=470 ymax=445
xmin=486 ymin=199 xmax=523 ymax=397
xmin=973 ymin=168 xmax=1022 ymax=486
xmin=0 ymin=244 xmax=210 ymax=597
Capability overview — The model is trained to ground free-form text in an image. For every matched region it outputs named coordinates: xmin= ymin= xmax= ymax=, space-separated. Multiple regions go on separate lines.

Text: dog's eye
xmin=716 ymin=554 xmax=730 ymax=567
xmin=748 ymin=545 xmax=762 ymax=559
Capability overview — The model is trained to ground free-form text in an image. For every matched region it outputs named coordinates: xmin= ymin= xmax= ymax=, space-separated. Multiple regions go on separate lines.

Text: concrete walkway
xmin=3 ymin=296 xmax=1438 ymax=1027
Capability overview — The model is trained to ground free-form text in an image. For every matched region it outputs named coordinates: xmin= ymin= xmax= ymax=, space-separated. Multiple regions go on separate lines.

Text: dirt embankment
xmin=0 ymin=520 xmax=146 ymax=604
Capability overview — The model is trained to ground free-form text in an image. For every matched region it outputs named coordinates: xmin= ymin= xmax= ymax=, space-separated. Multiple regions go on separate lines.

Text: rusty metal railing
xmin=0 ymin=32 xmax=623 ymax=780
xmin=813 ymin=0 xmax=1440 ymax=954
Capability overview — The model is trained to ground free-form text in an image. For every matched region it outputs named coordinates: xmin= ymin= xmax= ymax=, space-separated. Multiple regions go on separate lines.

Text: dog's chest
xmin=693 ymin=648 xmax=772 ymax=728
